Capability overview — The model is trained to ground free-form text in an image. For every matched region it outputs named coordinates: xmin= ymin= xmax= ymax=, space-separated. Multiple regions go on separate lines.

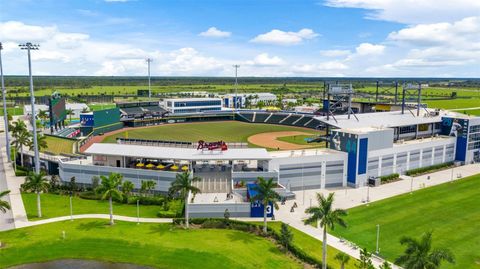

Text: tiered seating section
xmin=118 ymin=101 xmax=167 ymax=119
xmin=55 ymin=128 xmax=80 ymax=138
xmin=237 ymin=111 xmax=324 ymax=129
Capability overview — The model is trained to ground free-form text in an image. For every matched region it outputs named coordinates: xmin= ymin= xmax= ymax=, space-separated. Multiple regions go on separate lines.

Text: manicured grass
xmin=0 ymin=220 xmax=302 ymax=269
xmin=277 ymin=134 xmax=324 ymax=146
xmin=268 ymin=222 xmax=357 ymax=269
xmin=87 ymin=103 xmax=116 ymax=111
xmin=0 ymin=107 xmax=24 ymax=116
xmin=43 ymin=136 xmax=75 ymax=155
xmin=101 ymin=121 xmax=318 ymax=144
xmin=22 ymin=193 xmax=177 ymax=220
xmin=329 ymin=174 xmax=480 ymax=268
xmin=425 ymin=98 xmax=480 ymax=109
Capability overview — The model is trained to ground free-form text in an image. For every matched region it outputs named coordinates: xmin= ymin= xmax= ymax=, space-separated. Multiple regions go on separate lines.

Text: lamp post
xmin=375 ymin=224 xmax=380 ymax=254
xmin=70 ymin=193 xmax=73 ymax=221
xmin=233 ymin=65 xmax=240 ymax=110
xmin=146 ymin=58 xmax=153 ymax=100
xmin=19 ymin=43 xmax=40 ymax=173
xmin=0 ymin=43 xmax=11 ymax=162
xmin=137 ymin=199 xmax=140 ymax=224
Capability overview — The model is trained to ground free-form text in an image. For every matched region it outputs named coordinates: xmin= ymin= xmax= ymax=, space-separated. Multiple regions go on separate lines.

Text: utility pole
xmin=0 ymin=43 xmax=11 ymax=162
xmin=19 ymin=43 xmax=40 ymax=173
xmin=233 ymin=65 xmax=240 ymax=110
xmin=146 ymin=58 xmax=153 ymax=100
xmin=376 ymin=224 xmax=380 ymax=254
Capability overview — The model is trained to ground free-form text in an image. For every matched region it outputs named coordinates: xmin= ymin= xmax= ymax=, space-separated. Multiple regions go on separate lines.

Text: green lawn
xmin=21 ymin=193 xmax=181 ymax=220
xmin=330 ymin=174 xmax=480 ymax=269
xmin=425 ymin=98 xmax=480 ymax=110
xmin=87 ymin=103 xmax=116 ymax=111
xmin=0 ymin=220 xmax=302 ymax=269
xmin=277 ymin=134 xmax=324 ymax=147
xmin=101 ymin=121 xmax=319 ymax=144
xmin=44 ymin=136 xmax=75 ymax=155
xmin=268 ymin=222 xmax=357 ymax=269
xmin=0 ymin=106 xmax=24 ymax=116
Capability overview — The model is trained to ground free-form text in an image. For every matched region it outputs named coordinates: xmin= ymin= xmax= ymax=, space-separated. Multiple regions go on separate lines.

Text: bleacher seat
xmin=266 ymin=114 xmax=288 ymax=124
xmin=280 ymin=114 xmax=301 ymax=125
xmin=253 ymin=112 xmax=270 ymax=123
xmin=239 ymin=112 xmax=254 ymax=122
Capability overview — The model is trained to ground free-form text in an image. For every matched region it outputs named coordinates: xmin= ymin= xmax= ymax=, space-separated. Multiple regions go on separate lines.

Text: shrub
xmin=380 ymin=173 xmax=399 ymax=183
xmin=405 ymin=162 xmax=454 ymax=176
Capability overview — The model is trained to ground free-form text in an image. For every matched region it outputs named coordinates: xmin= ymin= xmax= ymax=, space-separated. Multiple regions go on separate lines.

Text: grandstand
xmin=117 ymin=101 xmax=167 ymax=119
xmin=236 ymin=111 xmax=324 ymax=129
xmin=54 ymin=127 xmax=80 ymax=138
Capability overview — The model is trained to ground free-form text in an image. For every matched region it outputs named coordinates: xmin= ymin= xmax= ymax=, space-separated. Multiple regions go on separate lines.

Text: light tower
xmin=233 ymin=64 xmax=240 ymax=110
xmin=19 ymin=42 xmax=40 ymax=173
xmin=146 ymin=58 xmax=153 ymax=100
xmin=0 ymin=43 xmax=11 ymax=162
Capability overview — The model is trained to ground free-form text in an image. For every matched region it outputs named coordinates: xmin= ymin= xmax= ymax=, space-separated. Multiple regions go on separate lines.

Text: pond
xmin=8 ymin=259 xmax=153 ymax=269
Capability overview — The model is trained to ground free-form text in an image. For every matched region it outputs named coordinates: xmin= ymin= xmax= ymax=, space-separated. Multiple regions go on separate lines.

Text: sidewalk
xmin=27 ymin=214 xmax=172 ymax=227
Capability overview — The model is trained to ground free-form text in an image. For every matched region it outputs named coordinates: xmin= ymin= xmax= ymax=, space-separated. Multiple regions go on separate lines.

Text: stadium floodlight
xmin=19 ymin=42 xmax=40 ymax=173
xmin=0 ymin=43 xmax=11 ymax=162
xmin=146 ymin=58 xmax=153 ymax=100
xmin=233 ymin=64 xmax=240 ymax=110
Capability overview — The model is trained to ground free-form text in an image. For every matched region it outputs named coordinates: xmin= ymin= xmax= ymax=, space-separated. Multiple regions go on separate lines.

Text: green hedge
xmin=14 ymin=166 xmax=30 ymax=177
xmin=172 ymin=218 xmax=330 ymax=269
xmin=405 ymin=162 xmax=454 ymax=176
xmin=380 ymin=173 xmax=399 ymax=183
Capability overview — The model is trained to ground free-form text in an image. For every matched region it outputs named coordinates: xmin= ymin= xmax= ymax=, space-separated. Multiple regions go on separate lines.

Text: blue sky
xmin=0 ymin=0 xmax=479 ymax=77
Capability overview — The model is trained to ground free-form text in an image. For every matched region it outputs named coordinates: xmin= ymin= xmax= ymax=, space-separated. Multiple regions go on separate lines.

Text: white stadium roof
xmin=315 ymin=109 xmax=459 ymax=130
xmin=85 ymin=143 xmax=271 ymax=161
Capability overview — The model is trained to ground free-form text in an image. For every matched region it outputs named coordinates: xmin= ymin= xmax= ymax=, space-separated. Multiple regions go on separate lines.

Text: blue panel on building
xmin=455 ymin=137 xmax=468 ymax=162
xmin=323 ymin=100 xmax=329 ymax=112
xmin=80 ymin=114 xmax=94 ymax=127
xmin=358 ymin=138 xmax=368 ymax=175
xmin=247 ymin=183 xmax=274 ymax=218
xmin=224 ymin=98 xmax=229 ymax=107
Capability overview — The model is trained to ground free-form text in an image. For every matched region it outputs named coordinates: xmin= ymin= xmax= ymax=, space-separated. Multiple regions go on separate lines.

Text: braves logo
xmin=197 ymin=140 xmax=228 ymax=151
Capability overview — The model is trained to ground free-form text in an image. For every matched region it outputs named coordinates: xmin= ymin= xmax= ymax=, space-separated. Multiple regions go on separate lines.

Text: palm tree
xmin=252 ymin=177 xmax=280 ymax=234
xmin=10 ymin=121 xmax=29 ymax=168
xmin=122 ymin=180 xmax=134 ymax=199
xmin=29 ymin=133 xmax=48 ymax=152
xmin=0 ymin=190 xmax=11 ymax=213
xmin=96 ymin=173 xmax=123 ymax=225
xmin=304 ymin=193 xmax=347 ymax=269
xmin=168 ymin=172 xmax=201 ymax=228
xmin=66 ymin=108 xmax=74 ymax=122
xmin=23 ymin=172 xmax=49 ymax=218
xmin=37 ymin=110 xmax=48 ymax=129
xmin=334 ymin=252 xmax=350 ymax=269
xmin=395 ymin=231 xmax=455 ymax=269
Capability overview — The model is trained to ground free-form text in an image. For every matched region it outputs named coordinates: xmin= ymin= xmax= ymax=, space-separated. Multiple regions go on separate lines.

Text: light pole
xmin=146 ymin=58 xmax=153 ymax=100
xmin=19 ymin=43 xmax=40 ymax=173
xmin=233 ymin=64 xmax=240 ymax=110
xmin=410 ymin=175 xmax=414 ymax=194
xmin=450 ymin=165 xmax=454 ymax=183
xmin=375 ymin=224 xmax=380 ymax=254
xmin=0 ymin=43 xmax=11 ymax=162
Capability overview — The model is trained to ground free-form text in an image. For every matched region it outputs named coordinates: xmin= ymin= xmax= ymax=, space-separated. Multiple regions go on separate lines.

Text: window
xmin=399 ymin=125 xmax=416 ymax=134
xmin=470 ymin=125 xmax=480 ymax=133
xmin=418 ymin=124 xmax=429 ymax=132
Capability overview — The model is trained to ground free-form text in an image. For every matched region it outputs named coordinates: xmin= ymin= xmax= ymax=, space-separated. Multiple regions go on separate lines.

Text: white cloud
xmin=251 ymin=28 xmax=318 ymax=46
xmin=324 ymin=0 xmax=480 ymax=24
xmin=0 ymin=21 xmax=57 ymax=42
xmin=355 ymin=43 xmax=385 ymax=55
xmin=388 ymin=17 xmax=480 ymax=47
xmin=245 ymin=53 xmax=285 ymax=66
xmin=199 ymin=27 xmax=231 ymax=38
xmin=320 ymin=49 xmax=351 ymax=57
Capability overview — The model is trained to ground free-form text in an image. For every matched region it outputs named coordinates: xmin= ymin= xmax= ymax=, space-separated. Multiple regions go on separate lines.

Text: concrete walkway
xmin=26 ymin=214 xmax=172 ymax=227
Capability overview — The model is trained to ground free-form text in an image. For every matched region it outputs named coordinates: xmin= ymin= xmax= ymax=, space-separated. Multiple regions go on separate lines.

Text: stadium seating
xmin=240 ymin=112 xmax=254 ymax=122
xmin=280 ymin=114 xmax=301 ymax=125
xmin=55 ymin=128 xmax=80 ymax=138
xmin=265 ymin=113 xmax=288 ymax=124
xmin=292 ymin=116 xmax=312 ymax=127
xmin=252 ymin=112 xmax=270 ymax=123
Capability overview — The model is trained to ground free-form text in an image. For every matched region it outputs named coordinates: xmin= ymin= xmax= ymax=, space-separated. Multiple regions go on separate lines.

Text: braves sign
xmin=197 ymin=140 xmax=228 ymax=151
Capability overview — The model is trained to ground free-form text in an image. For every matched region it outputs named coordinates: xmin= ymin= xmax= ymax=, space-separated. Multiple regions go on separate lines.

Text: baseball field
xmin=100 ymin=121 xmax=324 ymax=150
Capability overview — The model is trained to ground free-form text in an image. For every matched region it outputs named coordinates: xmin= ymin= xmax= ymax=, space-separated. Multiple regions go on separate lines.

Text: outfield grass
xmin=21 ymin=193 xmax=181 ymax=220
xmin=101 ymin=121 xmax=319 ymax=144
xmin=87 ymin=103 xmax=116 ymax=111
xmin=277 ymin=134 xmax=324 ymax=146
xmin=268 ymin=222 xmax=356 ymax=269
xmin=0 ymin=220 xmax=302 ymax=269
xmin=43 ymin=136 xmax=75 ymax=155
xmin=330 ymin=174 xmax=480 ymax=268
xmin=425 ymin=98 xmax=480 ymax=110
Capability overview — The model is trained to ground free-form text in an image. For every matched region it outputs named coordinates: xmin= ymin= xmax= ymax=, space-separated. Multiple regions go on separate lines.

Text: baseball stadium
xmin=21 ymin=86 xmax=480 ymax=219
